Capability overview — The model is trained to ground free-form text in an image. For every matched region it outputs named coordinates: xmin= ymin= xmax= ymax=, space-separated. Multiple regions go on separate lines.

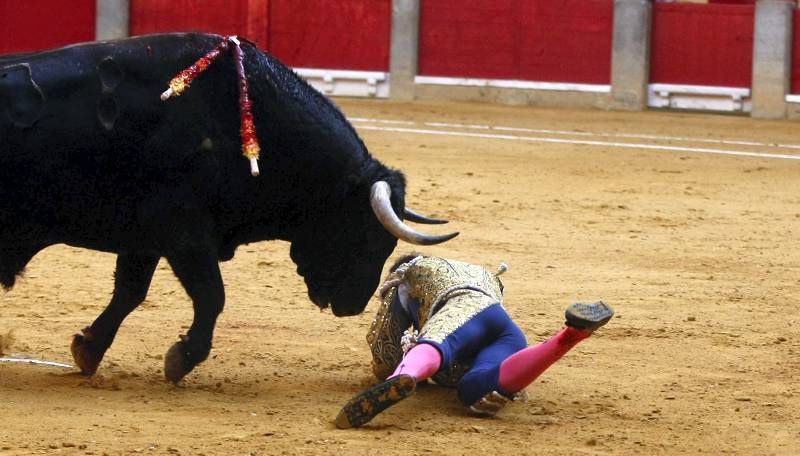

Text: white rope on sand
xmin=0 ymin=357 xmax=74 ymax=369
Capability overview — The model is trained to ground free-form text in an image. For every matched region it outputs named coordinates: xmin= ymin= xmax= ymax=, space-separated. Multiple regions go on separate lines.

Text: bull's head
xmin=290 ymin=181 xmax=457 ymax=316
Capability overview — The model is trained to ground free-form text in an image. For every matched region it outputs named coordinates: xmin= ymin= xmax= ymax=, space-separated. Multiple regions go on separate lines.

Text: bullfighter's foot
xmin=70 ymin=327 xmax=104 ymax=375
xmin=164 ymin=335 xmax=197 ymax=384
xmin=565 ymin=301 xmax=614 ymax=332
xmin=334 ymin=374 xmax=417 ymax=429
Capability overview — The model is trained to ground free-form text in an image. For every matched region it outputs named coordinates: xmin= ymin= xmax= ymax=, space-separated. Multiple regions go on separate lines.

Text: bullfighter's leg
xmin=335 ymin=344 xmax=439 ymax=428
xmin=467 ymin=301 xmax=614 ymax=415
xmin=71 ymin=253 xmax=159 ymax=375
xmin=163 ymin=250 xmax=225 ymax=384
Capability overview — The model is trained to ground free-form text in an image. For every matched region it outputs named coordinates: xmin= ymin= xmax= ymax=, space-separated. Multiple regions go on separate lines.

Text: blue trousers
xmin=419 ymin=303 xmax=528 ymax=405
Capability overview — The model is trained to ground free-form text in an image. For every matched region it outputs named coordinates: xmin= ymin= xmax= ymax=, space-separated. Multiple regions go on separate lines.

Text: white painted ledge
xmin=785 ymin=94 xmax=800 ymax=103
xmin=414 ymin=75 xmax=611 ymax=93
xmin=648 ymin=83 xmax=751 ymax=112
xmin=294 ymin=68 xmax=389 ymax=98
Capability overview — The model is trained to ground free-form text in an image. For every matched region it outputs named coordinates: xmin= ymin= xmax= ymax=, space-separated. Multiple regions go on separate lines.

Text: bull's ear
xmin=370 ymin=181 xmax=459 ymax=245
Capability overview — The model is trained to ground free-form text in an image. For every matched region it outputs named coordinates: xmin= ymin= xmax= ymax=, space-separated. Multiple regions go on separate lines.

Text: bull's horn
xmin=403 ymin=207 xmax=448 ymax=225
xmin=370 ymin=181 xmax=459 ymax=245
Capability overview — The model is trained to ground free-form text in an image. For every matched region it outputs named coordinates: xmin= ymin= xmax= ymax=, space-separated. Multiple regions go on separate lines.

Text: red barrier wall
xmin=518 ymin=1 xmax=614 ymax=84
xmin=418 ymin=0 xmax=613 ymax=84
xmin=130 ymin=0 xmax=263 ymax=47
xmin=650 ymin=3 xmax=754 ymax=88
xmin=792 ymin=9 xmax=800 ymax=94
xmin=269 ymin=0 xmax=390 ymax=71
xmin=130 ymin=0 xmax=391 ymax=71
xmin=0 ymin=0 xmax=96 ymax=55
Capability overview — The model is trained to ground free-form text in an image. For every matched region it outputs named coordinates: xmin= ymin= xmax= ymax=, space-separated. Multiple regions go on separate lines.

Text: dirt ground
xmin=1 ymin=99 xmax=799 ymax=455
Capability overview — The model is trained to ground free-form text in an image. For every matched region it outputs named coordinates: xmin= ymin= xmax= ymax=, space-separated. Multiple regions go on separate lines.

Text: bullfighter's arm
xmin=366 ymin=286 xmax=411 ymax=381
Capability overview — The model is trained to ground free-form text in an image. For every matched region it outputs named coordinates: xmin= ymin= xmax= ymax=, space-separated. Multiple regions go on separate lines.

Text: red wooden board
xmin=651 ymin=3 xmax=754 ymax=88
xmin=791 ymin=9 xmax=800 ymax=94
xmin=0 ymin=0 xmax=96 ymax=55
xmin=268 ymin=0 xmax=391 ymax=71
xmin=130 ymin=0 xmax=254 ymax=44
xmin=418 ymin=0 xmax=612 ymax=84
xmin=130 ymin=0 xmax=390 ymax=71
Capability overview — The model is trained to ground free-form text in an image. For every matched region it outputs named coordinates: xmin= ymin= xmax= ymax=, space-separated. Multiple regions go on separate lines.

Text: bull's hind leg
xmin=71 ymin=253 xmax=159 ymax=375
xmin=163 ymin=249 xmax=225 ymax=384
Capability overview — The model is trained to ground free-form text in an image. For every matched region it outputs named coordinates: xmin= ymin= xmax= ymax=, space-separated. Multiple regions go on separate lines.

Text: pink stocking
xmin=389 ymin=343 xmax=442 ymax=381
xmin=498 ymin=326 xmax=592 ymax=393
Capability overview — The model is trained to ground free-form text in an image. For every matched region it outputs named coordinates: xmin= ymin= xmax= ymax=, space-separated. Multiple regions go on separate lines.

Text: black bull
xmin=0 ymin=33 xmax=457 ymax=383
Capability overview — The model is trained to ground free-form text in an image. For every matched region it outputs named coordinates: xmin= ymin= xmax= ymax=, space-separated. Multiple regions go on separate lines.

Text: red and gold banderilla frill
xmin=161 ymin=36 xmax=262 ymax=176
xmin=231 ymin=37 xmax=260 ymax=176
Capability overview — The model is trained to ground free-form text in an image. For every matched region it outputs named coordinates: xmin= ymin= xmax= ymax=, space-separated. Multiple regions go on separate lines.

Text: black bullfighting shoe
xmin=334 ymin=374 xmax=417 ymax=429
xmin=565 ymin=301 xmax=614 ymax=331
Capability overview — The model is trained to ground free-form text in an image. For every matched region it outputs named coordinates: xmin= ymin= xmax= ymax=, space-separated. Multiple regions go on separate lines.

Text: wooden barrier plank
xmin=130 ymin=0 xmax=252 ymax=44
xmin=0 ymin=0 xmax=96 ymax=55
xmin=268 ymin=0 xmax=390 ymax=71
xmin=791 ymin=8 xmax=800 ymax=94
xmin=518 ymin=0 xmax=612 ymax=84
xmin=419 ymin=0 xmax=612 ymax=84
xmin=130 ymin=0 xmax=390 ymax=71
xmin=419 ymin=0 xmax=519 ymax=79
xmin=651 ymin=3 xmax=754 ymax=88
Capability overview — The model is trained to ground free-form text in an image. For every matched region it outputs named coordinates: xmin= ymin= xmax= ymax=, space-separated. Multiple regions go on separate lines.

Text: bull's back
xmin=0 ymin=32 xmax=369 ymax=251
xmin=0 ymin=34 xmax=231 ymax=246
xmin=0 ymin=34 xmax=226 ymax=155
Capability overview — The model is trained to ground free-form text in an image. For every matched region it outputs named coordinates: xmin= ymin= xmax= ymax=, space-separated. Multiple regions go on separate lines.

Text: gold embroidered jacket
xmin=366 ymin=257 xmax=504 ymax=386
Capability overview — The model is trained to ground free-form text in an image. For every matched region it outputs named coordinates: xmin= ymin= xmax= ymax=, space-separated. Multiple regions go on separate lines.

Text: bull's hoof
xmin=164 ymin=337 xmax=195 ymax=384
xmin=70 ymin=327 xmax=103 ymax=376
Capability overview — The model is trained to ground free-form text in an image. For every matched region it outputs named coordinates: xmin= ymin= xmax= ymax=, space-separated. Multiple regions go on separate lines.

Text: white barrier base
xmin=294 ymin=68 xmax=389 ymax=98
xmin=648 ymin=83 xmax=751 ymax=112
xmin=414 ymin=75 xmax=611 ymax=93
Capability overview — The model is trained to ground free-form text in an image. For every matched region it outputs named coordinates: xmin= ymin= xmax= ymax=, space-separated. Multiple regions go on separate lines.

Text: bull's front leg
xmin=163 ymin=249 xmax=225 ymax=384
xmin=71 ymin=253 xmax=159 ymax=375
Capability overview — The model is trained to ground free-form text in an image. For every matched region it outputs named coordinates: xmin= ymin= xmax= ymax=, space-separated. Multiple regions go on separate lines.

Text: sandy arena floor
xmin=1 ymin=99 xmax=799 ymax=455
